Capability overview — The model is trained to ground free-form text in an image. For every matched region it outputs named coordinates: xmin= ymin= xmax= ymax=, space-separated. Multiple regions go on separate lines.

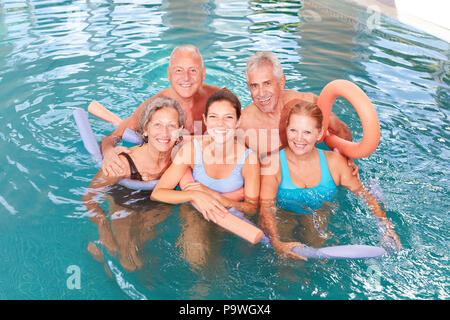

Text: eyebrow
xmin=151 ymin=119 xmax=178 ymax=123
xmin=171 ymin=65 xmax=200 ymax=69
xmin=207 ymin=112 xmax=235 ymax=116
xmin=249 ymin=79 xmax=272 ymax=85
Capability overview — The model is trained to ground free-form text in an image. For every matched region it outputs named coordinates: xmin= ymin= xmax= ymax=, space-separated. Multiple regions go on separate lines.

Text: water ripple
xmin=0 ymin=0 xmax=448 ymax=300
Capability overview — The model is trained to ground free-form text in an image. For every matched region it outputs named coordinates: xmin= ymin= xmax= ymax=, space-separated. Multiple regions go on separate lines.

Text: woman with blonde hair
xmin=259 ymin=101 xmax=401 ymax=260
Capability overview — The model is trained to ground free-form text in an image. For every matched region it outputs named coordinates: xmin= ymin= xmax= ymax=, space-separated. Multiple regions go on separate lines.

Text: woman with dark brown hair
xmin=151 ymin=89 xmax=260 ymax=268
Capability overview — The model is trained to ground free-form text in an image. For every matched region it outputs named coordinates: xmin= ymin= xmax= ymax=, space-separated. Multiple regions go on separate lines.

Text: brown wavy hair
xmin=205 ymin=88 xmax=242 ymax=119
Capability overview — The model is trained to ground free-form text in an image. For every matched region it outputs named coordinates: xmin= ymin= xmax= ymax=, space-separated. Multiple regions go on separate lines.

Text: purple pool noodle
xmin=73 ymin=108 xmax=158 ymax=191
xmin=292 ymin=244 xmax=386 ymax=259
xmin=228 ymin=207 xmax=386 ymax=259
xmin=123 ymin=128 xmax=144 ymax=145
xmin=73 ymin=108 xmax=103 ymax=166
xmin=117 ymin=178 xmax=159 ymax=191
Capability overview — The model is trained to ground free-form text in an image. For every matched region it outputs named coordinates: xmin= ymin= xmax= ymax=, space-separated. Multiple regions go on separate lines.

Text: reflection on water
xmin=0 ymin=0 xmax=448 ymax=299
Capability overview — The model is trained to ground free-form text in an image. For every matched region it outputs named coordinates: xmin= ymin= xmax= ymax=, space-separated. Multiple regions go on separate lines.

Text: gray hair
xmin=137 ymin=96 xmax=185 ymax=137
xmin=169 ymin=44 xmax=204 ymax=68
xmin=245 ymin=51 xmax=283 ymax=81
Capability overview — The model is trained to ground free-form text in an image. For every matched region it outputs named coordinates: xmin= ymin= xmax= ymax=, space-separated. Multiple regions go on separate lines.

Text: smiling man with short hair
xmin=98 ymin=44 xmax=220 ymax=176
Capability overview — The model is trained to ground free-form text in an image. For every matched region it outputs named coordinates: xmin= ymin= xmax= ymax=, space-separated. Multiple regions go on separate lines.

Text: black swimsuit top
xmin=119 ymin=152 xmax=143 ymax=181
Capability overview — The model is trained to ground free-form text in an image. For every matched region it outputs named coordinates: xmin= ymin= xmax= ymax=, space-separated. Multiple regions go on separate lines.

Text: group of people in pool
xmin=82 ymin=45 xmax=401 ymax=269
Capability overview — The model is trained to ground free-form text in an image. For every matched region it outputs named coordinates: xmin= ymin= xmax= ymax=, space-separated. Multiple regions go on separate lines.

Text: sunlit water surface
xmin=0 ymin=0 xmax=448 ymax=299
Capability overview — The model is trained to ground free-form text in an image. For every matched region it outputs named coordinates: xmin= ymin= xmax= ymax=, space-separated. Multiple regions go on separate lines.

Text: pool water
xmin=0 ymin=0 xmax=448 ymax=300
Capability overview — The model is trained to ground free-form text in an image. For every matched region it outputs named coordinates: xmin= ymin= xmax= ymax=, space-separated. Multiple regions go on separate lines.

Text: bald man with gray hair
xmin=97 ymin=44 xmax=220 ymax=177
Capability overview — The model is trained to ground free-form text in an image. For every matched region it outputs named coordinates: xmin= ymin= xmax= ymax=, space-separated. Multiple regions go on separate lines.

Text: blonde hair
xmin=287 ymin=101 xmax=323 ymax=129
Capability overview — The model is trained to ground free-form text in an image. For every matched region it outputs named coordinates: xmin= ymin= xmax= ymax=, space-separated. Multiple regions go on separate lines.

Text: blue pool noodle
xmin=228 ymin=208 xmax=386 ymax=259
xmin=73 ymin=108 xmax=158 ymax=190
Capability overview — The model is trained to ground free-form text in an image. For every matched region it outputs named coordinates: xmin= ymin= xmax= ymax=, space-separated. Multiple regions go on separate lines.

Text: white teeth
xmin=259 ymin=96 xmax=271 ymax=103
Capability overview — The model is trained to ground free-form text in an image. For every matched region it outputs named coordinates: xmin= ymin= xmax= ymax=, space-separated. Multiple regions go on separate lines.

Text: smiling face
xmin=145 ymin=107 xmax=181 ymax=152
xmin=167 ymin=49 xmax=206 ymax=99
xmin=246 ymin=63 xmax=285 ymax=113
xmin=286 ymin=113 xmax=323 ymax=156
xmin=204 ymin=100 xmax=239 ymax=144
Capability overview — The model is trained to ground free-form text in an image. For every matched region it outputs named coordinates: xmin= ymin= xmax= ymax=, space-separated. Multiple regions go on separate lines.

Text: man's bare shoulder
xmin=138 ymin=87 xmax=172 ymax=106
xmin=241 ymin=103 xmax=258 ymax=115
xmin=282 ymin=89 xmax=318 ymax=104
xmin=199 ymin=83 xmax=221 ymax=97
xmin=156 ymin=87 xmax=173 ymax=95
xmin=239 ymin=104 xmax=261 ymax=126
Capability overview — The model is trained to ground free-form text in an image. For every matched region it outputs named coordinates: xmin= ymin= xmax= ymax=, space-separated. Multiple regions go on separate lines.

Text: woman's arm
xmin=150 ymin=142 xmax=229 ymax=222
xmin=82 ymin=152 xmax=132 ymax=216
xmin=258 ymin=154 xmax=307 ymax=260
xmin=81 ymin=168 xmax=123 ymax=233
xmin=206 ymin=151 xmax=260 ymax=214
xmin=332 ymin=152 xmax=401 ymax=250
xmin=236 ymin=151 xmax=260 ymax=214
xmin=150 ymin=142 xmax=194 ymax=203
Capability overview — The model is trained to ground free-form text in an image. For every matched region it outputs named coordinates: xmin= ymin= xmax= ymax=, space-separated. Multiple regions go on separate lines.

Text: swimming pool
xmin=0 ymin=0 xmax=448 ymax=300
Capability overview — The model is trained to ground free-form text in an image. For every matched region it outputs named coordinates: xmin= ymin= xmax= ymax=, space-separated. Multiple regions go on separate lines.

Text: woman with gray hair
xmin=85 ymin=96 xmax=185 ymax=186
xmin=82 ymin=96 xmax=185 ymax=272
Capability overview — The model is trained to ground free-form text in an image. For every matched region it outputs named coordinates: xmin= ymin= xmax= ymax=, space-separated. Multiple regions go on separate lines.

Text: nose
xmin=216 ymin=116 xmax=225 ymax=126
xmin=159 ymin=124 xmax=171 ymax=136
xmin=293 ymin=131 xmax=304 ymax=142
xmin=255 ymin=85 xmax=263 ymax=97
xmin=182 ymin=69 xmax=191 ymax=81
xmin=300 ymin=132 xmax=309 ymax=141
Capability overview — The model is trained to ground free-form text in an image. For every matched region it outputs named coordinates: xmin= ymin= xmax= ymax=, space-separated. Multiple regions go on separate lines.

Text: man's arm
xmin=327 ymin=112 xmax=352 ymax=142
xmin=99 ymin=97 xmax=150 ymax=176
xmin=327 ymin=112 xmax=360 ymax=177
xmin=100 ymin=115 xmax=137 ymax=155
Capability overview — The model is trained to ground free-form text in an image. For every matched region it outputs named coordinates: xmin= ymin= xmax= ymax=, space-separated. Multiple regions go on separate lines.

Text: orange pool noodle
xmin=88 ymin=101 xmax=123 ymax=126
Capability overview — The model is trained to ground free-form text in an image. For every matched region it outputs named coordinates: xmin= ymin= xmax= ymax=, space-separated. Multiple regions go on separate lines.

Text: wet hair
xmin=245 ymin=51 xmax=283 ymax=81
xmin=169 ymin=44 xmax=204 ymax=68
xmin=287 ymin=101 xmax=323 ymax=130
xmin=137 ymin=96 xmax=185 ymax=139
xmin=204 ymin=88 xmax=242 ymax=119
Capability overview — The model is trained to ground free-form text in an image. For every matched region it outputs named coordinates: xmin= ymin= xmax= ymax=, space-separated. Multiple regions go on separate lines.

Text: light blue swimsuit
xmin=192 ymin=139 xmax=252 ymax=193
xmin=276 ymin=148 xmax=337 ymax=214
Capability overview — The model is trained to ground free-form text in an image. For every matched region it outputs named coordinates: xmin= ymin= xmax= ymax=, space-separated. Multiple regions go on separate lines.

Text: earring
xmin=174 ymin=135 xmax=184 ymax=146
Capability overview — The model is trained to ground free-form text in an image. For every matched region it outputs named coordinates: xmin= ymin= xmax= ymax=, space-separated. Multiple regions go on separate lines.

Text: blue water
xmin=0 ymin=0 xmax=448 ymax=300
